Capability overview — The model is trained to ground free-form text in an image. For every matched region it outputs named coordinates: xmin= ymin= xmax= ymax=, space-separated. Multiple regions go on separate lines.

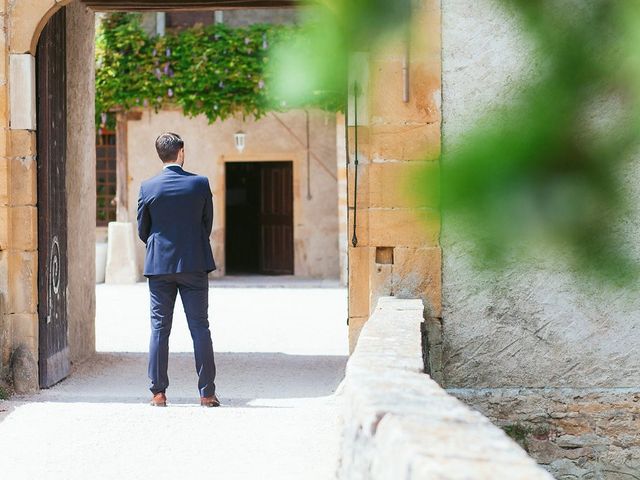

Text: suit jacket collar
xmin=163 ymin=164 xmax=183 ymax=173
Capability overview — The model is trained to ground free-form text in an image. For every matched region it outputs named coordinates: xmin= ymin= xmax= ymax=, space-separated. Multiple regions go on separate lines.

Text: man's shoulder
xmin=182 ymin=170 xmax=208 ymax=181
xmin=141 ymin=172 xmax=163 ymax=190
xmin=183 ymin=172 xmax=211 ymax=189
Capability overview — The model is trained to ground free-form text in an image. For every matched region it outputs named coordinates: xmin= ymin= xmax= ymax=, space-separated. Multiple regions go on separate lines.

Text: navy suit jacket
xmin=137 ymin=165 xmax=216 ymax=276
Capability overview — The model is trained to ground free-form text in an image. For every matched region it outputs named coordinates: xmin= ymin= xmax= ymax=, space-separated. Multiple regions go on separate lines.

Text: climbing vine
xmin=95 ymin=13 xmax=341 ymax=127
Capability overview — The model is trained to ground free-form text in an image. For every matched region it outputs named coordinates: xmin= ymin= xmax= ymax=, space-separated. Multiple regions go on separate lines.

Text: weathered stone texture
xmin=65 ymin=0 xmax=96 ymax=365
xmin=7 ymin=156 xmax=36 ymax=206
xmin=340 ymin=297 xmax=551 ymax=480
xmin=347 ymin=0 xmax=442 ymax=344
xmin=9 ymin=342 xmax=36 ymax=393
xmin=7 ymin=0 xmax=58 ymax=54
xmin=450 ymin=389 xmax=640 ymax=480
xmin=441 ymin=0 xmax=640 ymax=389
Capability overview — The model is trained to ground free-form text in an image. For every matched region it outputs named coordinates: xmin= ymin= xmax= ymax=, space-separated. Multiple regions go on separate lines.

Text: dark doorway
xmin=36 ymin=7 xmax=70 ymax=388
xmin=225 ymin=162 xmax=294 ymax=275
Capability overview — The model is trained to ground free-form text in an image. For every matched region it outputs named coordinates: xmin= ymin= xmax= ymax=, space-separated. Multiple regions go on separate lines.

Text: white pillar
xmin=105 ymin=222 xmax=139 ymax=284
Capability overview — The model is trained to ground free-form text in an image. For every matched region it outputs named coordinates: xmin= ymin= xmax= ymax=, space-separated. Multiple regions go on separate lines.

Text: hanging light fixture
xmin=234 ymin=131 xmax=246 ymax=153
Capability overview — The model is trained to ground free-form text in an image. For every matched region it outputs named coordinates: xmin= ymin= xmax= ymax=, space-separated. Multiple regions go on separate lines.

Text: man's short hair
xmin=155 ymin=132 xmax=184 ymax=162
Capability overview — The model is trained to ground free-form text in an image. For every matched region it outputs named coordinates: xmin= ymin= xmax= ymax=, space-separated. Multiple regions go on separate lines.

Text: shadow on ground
xmin=7 ymin=352 xmax=347 ymax=407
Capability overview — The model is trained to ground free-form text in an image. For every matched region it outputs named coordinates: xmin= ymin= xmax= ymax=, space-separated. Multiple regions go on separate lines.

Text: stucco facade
xmin=123 ymin=108 xmax=341 ymax=279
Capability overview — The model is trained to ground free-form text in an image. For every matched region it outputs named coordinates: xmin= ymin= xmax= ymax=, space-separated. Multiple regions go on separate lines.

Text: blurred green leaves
xmin=268 ymin=0 xmax=411 ymax=106
xmin=425 ymin=1 xmax=640 ymax=284
xmin=270 ymin=0 xmax=640 ymax=284
xmin=95 ymin=13 xmax=340 ymax=124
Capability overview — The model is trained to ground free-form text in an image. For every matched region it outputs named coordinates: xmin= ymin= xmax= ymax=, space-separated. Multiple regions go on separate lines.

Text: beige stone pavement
xmin=0 ymin=282 xmax=348 ymax=480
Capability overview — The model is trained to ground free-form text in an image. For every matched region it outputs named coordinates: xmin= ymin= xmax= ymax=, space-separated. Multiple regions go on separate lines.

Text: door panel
xmin=260 ymin=162 xmax=293 ymax=275
xmin=36 ymin=7 xmax=70 ymax=388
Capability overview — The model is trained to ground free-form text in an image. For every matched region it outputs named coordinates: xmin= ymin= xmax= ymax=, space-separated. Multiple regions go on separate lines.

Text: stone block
xmin=0 ymin=128 xmax=8 ymax=157
xmin=348 ymin=245 xmax=373 ymax=318
xmin=368 ymin=207 xmax=440 ymax=247
xmin=105 ymin=221 xmax=140 ymax=284
xmin=346 ymin=125 xmax=372 ymax=171
xmin=9 ymin=312 xmax=37 ymax=357
xmin=9 ymin=54 xmax=36 ymax=129
xmin=9 ymin=205 xmax=37 ymax=250
xmin=0 ymin=31 xmax=6 ymax=85
xmin=9 ymin=129 xmax=35 ymax=156
xmin=370 ymin=262 xmax=393 ymax=313
xmin=0 ymin=84 xmax=8 ymax=128
xmin=8 ymin=0 xmax=57 ymax=54
xmin=369 ymin=59 xmax=441 ymax=125
xmin=368 ymin=161 xmax=439 ymax=209
xmin=392 ymin=246 xmax=442 ymax=318
xmin=8 ymin=155 xmax=36 ymax=205
xmin=412 ymin=0 xmax=442 ymax=60
xmin=10 ymin=343 xmax=37 ymax=394
xmin=347 ymin=163 xmax=370 ymax=208
xmin=0 ymin=157 xmax=8 ymax=205
xmin=0 ymin=206 xmax=9 ymax=249
xmin=0 ymin=248 xmax=8 ymax=292
xmin=369 ymin=121 xmax=441 ymax=162
xmin=348 ymin=315 xmax=368 ymax=354
xmin=4 ymin=250 xmax=37 ymax=314
xmin=347 ymin=207 xmax=369 ymax=246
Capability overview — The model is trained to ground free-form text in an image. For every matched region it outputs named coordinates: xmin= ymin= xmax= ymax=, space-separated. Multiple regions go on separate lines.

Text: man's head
xmin=155 ymin=132 xmax=184 ymax=165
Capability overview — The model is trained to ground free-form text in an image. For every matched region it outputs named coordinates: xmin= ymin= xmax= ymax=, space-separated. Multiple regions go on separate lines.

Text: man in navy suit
xmin=137 ymin=132 xmax=219 ymax=407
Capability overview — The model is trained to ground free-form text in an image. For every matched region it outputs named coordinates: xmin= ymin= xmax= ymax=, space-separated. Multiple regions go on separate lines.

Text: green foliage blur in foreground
xmin=268 ymin=0 xmax=411 ymax=105
xmin=95 ymin=13 xmax=340 ymax=124
xmin=272 ymin=0 xmax=640 ymax=284
xmin=424 ymin=1 xmax=640 ymax=284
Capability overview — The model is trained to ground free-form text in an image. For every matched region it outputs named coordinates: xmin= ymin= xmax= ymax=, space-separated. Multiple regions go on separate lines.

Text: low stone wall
xmin=339 ymin=297 xmax=552 ymax=479
xmin=451 ymin=388 xmax=640 ymax=479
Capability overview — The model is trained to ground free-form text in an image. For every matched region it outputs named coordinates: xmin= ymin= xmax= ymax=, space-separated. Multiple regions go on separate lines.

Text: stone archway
xmin=2 ymin=0 xmax=318 ymax=393
xmin=1 ymin=0 xmax=443 ymax=393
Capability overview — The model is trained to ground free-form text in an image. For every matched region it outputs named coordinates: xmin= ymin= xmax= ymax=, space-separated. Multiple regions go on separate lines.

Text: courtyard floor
xmin=0 ymin=279 xmax=348 ymax=480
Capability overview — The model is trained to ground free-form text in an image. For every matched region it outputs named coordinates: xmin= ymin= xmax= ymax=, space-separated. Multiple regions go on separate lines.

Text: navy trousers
xmin=148 ymin=272 xmax=216 ymax=398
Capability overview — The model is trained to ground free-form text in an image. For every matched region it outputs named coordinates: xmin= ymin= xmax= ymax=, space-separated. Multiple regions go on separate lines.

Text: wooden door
xmin=36 ymin=8 xmax=70 ymax=388
xmin=260 ymin=162 xmax=294 ymax=275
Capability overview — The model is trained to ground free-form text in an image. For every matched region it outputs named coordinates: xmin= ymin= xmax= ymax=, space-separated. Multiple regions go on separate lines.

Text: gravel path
xmin=0 ymin=284 xmax=348 ymax=480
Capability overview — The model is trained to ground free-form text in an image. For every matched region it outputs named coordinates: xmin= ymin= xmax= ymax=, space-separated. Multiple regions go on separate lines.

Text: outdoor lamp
xmin=234 ymin=131 xmax=246 ymax=152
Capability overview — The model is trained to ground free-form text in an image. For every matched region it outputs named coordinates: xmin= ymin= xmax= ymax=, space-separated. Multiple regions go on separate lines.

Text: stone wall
xmin=65 ymin=0 xmax=96 ymax=365
xmin=125 ymin=108 xmax=340 ymax=279
xmin=441 ymin=0 xmax=640 ymax=475
xmin=346 ymin=0 xmax=442 ymax=352
xmin=340 ymin=296 xmax=552 ymax=480
xmin=451 ymin=389 xmax=640 ymax=479
xmin=0 ymin=0 xmax=95 ymax=391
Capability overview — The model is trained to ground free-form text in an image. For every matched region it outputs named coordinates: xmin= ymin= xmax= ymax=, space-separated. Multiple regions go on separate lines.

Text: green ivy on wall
xmin=96 ymin=13 xmax=341 ymax=127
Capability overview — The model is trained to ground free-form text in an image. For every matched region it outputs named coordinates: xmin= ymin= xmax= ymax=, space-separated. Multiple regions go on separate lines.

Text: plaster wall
xmin=441 ymin=0 xmax=640 ymax=389
xmin=65 ymin=0 xmax=96 ymax=365
xmin=125 ymin=108 xmax=340 ymax=279
xmin=442 ymin=3 xmax=640 ymax=474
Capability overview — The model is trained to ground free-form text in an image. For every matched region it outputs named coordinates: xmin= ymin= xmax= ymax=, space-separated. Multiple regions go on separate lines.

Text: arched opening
xmin=32 ymin=0 xmax=349 ymax=391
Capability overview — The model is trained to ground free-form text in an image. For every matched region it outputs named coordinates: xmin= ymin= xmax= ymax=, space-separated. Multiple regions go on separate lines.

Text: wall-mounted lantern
xmin=234 ymin=131 xmax=246 ymax=153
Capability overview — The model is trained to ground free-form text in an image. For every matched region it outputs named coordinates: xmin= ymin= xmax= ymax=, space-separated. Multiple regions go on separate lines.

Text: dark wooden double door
xmin=36 ymin=8 xmax=70 ymax=388
xmin=225 ymin=162 xmax=294 ymax=275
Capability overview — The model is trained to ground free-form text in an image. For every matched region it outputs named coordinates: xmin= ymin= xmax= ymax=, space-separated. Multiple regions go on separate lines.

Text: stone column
xmin=347 ymin=0 xmax=442 ymax=354
xmin=65 ymin=0 xmax=96 ymax=365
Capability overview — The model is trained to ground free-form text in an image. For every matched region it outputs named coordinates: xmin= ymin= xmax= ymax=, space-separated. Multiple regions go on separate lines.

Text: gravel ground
xmin=0 ymin=283 xmax=348 ymax=480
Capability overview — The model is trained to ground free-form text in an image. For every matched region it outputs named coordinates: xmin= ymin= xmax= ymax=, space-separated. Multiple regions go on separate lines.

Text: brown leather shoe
xmin=200 ymin=394 xmax=220 ymax=407
xmin=150 ymin=392 xmax=167 ymax=407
